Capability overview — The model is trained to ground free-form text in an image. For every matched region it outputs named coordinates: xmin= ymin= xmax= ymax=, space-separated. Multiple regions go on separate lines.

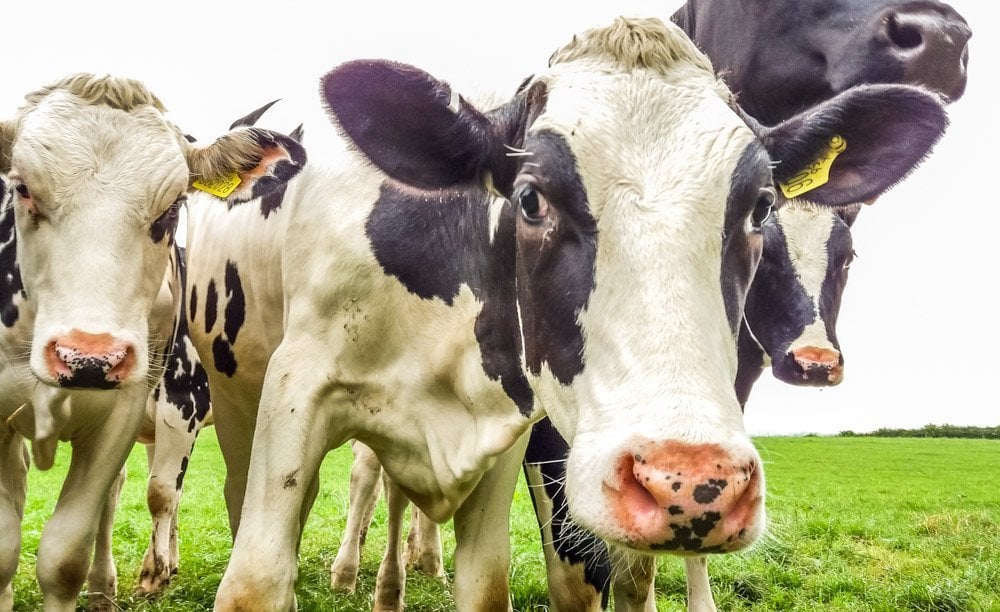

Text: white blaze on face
xmin=11 ymin=89 xmax=188 ymax=385
xmin=776 ymin=201 xmax=838 ymax=352
xmin=529 ymin=60 xmax=756 ymax=447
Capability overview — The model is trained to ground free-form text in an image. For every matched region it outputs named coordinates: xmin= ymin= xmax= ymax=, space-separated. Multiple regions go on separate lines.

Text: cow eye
xmin=151 ymin=197 xmax=183 ymax=235
xmin=13 ymin=181 xmax=42 ymax=220
xmin=516 ymin=184 xmax=549 ymax=224
xmin=751 ymin=188 xmax=775 ymax=229
xmin=843 ymin=249 xmax=858 ymax=270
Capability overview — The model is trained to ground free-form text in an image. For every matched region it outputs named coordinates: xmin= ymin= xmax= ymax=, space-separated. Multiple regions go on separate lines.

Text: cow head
xmin=322 ymin=18 xmax=946 ymax=554
xmin=673 ymin=0 xmax=971 ymax=125
xmin=736 ymin=203 xmax=862 ymax=405
xmin=0 ymin=73 xmax=305 ymax=390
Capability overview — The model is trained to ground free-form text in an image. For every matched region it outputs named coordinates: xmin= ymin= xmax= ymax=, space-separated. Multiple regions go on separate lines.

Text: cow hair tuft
xmin=187 ymin=129 xmax=265 ymax=183
xmin=23 ymin=73 xmax=167 ymax=113
xmin=549 ymin=16 xmax=716 ymax=78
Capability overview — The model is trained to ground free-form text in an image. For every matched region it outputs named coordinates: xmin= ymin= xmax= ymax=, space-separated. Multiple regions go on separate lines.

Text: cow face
xmin=673 ymin=0 xmax=971 ymax=125
xmin=742 ymin=203 xmax=861 ymax=391
xmin=0 ymin=74 xmax=305 ymax=390
xmin=323 ymin=18 xmax=946 ymax=554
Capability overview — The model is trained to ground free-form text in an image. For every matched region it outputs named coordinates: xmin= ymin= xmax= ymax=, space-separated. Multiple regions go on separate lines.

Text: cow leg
xmin=331 ymin=440 xmax=383 ymax=593
xmin=451 ymin=430 xmax=530 ymax=612
xmin=214 ymin=352 xmax=338 ymax=611
xmin=86 ymin=464 xmax=127 ymax=611
xmin=373 ymin=474 xmax=409 ymax=611
xmin=208 ymin=389 xmax=260 ymax=539
xmin=36 ymin=389 xmax=146 ymax=612
xmin=610 ymin=550 xmax=656 ymax=612
xmin=522 ymin=461 xmax=609 ymax=611
xmin=405 ymin=505 xmax=445 ymax=581
xmin=137 ymin=405 xmax=206 ymax=595
xmin=685 ymin=556 xmax=716 ymax=612
xmin=0 ymin=430 xmax=29 ymax=612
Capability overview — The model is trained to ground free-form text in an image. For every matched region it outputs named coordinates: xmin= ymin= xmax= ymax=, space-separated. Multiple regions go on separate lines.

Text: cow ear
xmin=0 ymin=120 xmax=14 ymax=174
xmin=759 ymin=84 xmax=948 ymax=206
xmin=321 ymin=59 xmax=499 ymax=190
xmin=188 ymin=127 xmax=307 ymax=204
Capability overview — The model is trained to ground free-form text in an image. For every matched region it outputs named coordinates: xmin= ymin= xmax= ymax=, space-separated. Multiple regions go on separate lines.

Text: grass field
xmin=9 ymin=433 xmax=999 ymax=611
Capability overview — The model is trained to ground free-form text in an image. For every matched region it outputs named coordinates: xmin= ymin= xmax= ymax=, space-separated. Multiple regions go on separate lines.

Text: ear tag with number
xmin=193 ymin=172 xmax=242 ymax=198
xmin=778 ymin=136 xmax=847 ymax=199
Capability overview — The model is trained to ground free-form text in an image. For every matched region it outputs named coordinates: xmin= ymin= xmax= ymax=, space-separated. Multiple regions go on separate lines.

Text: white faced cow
xmin=518 ymin=0 xmax=971 ymax=609
xmin=0 ymin=73 xmax=305 ymax=612
xmin=179 ymin=17 xmax=947 ymax=611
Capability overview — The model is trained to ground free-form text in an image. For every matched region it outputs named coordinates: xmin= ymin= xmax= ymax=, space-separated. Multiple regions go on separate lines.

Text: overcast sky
xmin=3 ymin=1 xmax=995 ymax=435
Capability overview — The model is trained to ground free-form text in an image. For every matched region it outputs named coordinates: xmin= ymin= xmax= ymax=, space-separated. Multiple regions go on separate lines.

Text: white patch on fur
xmin=487 ymin=194 xmax=507 ymax=245
xmin=776 ymin=201 xmax=836 ymax=315
xmin=522 ymin=31 xmax=763 ymax=543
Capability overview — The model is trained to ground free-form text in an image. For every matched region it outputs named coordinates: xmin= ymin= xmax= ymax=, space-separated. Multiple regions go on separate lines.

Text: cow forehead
xmin=531 ymin=19 xmax=754 ymax=221
xmin=533 ymin=68 xmax=755 ymax=223
xmin=12 ymin=90 xmax=189 ymax=212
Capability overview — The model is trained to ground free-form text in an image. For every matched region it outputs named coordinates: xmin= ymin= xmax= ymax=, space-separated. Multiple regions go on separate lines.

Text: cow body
xmin=0 ymin=74 xmax=305 ymax=612
xmin=191 ymin=17 xmax=947 ymax=611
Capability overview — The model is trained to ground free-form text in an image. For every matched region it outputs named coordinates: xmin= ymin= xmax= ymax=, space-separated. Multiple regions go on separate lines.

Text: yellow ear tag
xmin=778 ymin=135 xmax=847 ymax=199
xmin=193 ymin=172 xmax=242 ymax=198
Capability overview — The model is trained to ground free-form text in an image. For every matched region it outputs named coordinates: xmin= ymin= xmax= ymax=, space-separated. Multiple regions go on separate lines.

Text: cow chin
xmin=564 ymin=431 xmax=766 ymax=555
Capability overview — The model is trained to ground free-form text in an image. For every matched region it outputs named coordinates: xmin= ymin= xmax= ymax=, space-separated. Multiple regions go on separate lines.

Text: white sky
xmin=3 ymin=1 xmax=996 ymax=435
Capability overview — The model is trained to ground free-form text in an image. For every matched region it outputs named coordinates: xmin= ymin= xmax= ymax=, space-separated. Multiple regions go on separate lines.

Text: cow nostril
xmin=885 ymin=14 xmax=923 ymax=50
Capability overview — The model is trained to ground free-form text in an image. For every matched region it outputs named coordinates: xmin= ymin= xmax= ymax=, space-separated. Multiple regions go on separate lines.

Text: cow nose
xmin=606 ymin=441 xmax=762 ymax=553
xmin=791 ymin=346 xmax=843 ymax=385
xmin=880 ymin=4 xmax=971 ymax=101
xmin=44 ymin=331 xmax=135 ymax=389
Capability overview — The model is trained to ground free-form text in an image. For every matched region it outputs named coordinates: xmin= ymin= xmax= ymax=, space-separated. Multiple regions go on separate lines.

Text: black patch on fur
xmin=523 ymin=418 xmax=611 ymax=606
xmin=205 ymin=280 xmax=218 ymax=335
xmin=209 ymin=260 xmax=246 ymax=378
xmin=366 ymin=182 xmax=534 ymax=415
xmin=0 ymin=184 xmax=25 ymax=327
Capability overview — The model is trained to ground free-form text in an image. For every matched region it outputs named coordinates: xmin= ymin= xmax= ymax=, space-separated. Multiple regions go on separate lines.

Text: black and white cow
xmin=520 ymin=1 xmax=972 ymax=610
xmin=132 ymin=243 xmax=214 ymax=596
xmin=128 ymin=104 xmax=303 ymax=598
xmin=0 ymin=74 xmax=305 ymax=611
xmin=182 ymin=17 xmax=947 ymax=611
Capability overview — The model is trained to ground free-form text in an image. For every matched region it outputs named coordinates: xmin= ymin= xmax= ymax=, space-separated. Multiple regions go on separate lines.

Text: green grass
xmin=9 ymin=434 xmax=1000 ymax=611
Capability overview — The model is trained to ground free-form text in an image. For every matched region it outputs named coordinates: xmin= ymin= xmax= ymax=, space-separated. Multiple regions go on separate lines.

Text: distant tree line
xmin=838 ymin=424 xmax=1000 ymax=439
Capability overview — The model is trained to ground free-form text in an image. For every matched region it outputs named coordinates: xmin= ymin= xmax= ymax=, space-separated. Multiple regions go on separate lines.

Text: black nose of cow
xmin=45 ymin=331 xmax=135 ymax=389
xmin=790 ymin=346 xmax=844 ymax=386
xmin=880 ymin=3 xmax=972 ymax=101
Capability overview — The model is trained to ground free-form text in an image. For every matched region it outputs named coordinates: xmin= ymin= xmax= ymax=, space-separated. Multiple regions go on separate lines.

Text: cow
xmin=129 ymin=105 xmax=304 ymax=599
xmin=0 ymin=73 xmax=305 ymax=612
xmin=133 ymin=244 xmax=214 ymax=596
xmin=672 ymin=0 xmax=971 ymax=127
xmin=331 ymin=0 xmax=974 ymax=606
xmin=182 ymin=17 xmax=947 ymax=611
xmin=523 ymin=1 xmax=974 ymax=610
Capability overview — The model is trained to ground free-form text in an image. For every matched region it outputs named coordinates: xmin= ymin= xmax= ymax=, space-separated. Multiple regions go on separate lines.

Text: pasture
xmin=10 ymin=434 xmax=998 ymax=611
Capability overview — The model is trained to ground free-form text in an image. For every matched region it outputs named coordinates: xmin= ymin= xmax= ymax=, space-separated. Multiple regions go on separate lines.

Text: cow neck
xmin=365 ymin=182 xmax=535 ymax=416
